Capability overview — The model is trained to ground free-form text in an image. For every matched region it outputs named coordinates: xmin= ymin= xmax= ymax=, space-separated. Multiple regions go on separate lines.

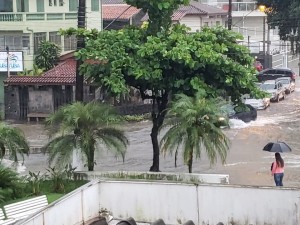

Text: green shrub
xmin=25 ymin=171 xmax=46 ymax=196
xmin=46 ymin=167 xmax=65 ymax=193
xmin=0 ymin=165 xmax=26 ymax=201
xmin=0 ymin=165 xmax=20 ymax=188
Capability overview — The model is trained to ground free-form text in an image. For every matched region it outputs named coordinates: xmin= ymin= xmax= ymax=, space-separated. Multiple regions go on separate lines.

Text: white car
xmin=244 ymin=98 xmax=270 ymax=110
xmin=276 ymin=77 xmax=295 ymax=94
xmin=260 ymin=80 xmax=285 ymax=102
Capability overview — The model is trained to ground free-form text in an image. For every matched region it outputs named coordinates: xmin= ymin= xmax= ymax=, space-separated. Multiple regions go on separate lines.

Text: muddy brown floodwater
xmin=7 ymin=77 xmax=300 ymax=188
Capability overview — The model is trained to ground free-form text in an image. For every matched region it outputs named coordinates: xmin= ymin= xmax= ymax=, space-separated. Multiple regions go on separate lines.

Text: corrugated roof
xmin=4 ymin=59 xmax=77 ymax=85
xmin=102 ymin=5 xmax=142 ymax=20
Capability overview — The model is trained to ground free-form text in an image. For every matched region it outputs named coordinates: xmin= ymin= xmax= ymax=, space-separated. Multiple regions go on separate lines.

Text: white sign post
xmin=0 ymin=51 xmax=24 ymax=72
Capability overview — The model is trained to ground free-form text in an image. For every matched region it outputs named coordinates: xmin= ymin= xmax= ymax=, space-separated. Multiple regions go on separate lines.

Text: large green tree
xmin=75 ymin=0 xmax=261 ymax=172
xmin=257 ymin=0 xmax=300 ymax=53
xmin=160 ymin=92 xmax=229 ymax=173
xmin=43 ymin=102 xmax=128 ymax=171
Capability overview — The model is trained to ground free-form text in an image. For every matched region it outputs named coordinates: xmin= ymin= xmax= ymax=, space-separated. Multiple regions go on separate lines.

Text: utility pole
xmin=262 ymin=16 xmax=266 ymax=68
xmin=75 ymin=0 xmax=86 ymax=102
xmin=5 ymin=46 xmax=10 ymax=78
xmin=266 ymin=24 xmax=270 ymax=68
xmin=228 ymin=0 xmax=232 ymax=30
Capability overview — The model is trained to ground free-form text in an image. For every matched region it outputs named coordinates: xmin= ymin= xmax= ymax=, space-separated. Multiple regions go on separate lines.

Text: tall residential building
xmin=0 ymin=0 xmax=102 ymax=71
xmin=202 ymin=0 xmax=282 ymax=55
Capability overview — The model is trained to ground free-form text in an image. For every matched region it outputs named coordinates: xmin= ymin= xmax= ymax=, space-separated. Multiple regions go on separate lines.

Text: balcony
xmin=217 ymin=2 xmax=257 ymax=12
xmin=0 ymin=12 xmax=77 ymax=22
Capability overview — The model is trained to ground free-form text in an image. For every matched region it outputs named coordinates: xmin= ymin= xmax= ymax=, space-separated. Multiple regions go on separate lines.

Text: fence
xmin=17 ymin=179 xmax=300 ymax=225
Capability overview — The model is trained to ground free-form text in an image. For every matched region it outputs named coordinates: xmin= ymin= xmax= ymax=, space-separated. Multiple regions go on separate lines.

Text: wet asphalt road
xmin=6 ymin=67 xmax=300 ymax=187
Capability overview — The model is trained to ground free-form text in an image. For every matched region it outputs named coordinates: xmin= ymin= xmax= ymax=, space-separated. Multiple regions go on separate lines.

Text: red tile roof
xmin=102 ymin=5 xmax=141 ymax=20
xmin=4 ymin=59 xmax=77 ymax=85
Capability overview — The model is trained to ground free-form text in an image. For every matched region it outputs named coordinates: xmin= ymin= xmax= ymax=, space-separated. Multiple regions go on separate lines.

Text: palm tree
xmin=0 ymin=123 xmax=29 ymax=163
xmin=43 ymin=101 xmax=129 ymax=171
xmin=160 ymin=93 xmax=230 ymax=173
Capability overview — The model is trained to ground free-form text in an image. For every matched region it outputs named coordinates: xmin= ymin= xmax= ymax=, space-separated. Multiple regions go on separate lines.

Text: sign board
xmin=0 ymin=51 xmax=24 ymax=72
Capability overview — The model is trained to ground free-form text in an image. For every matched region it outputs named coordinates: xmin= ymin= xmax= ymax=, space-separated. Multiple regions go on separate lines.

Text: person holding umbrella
xmin=271 ymin=153 xmax=284 ymax=186
xmin=263 ymin=141 xmax=290 ymax=186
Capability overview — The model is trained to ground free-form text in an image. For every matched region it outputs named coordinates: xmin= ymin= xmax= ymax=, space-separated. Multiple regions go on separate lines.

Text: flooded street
xmin=7 ymin=76 xmax=300 ymax=187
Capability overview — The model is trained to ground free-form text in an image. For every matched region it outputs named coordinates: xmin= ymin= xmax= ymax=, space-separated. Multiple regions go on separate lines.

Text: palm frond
xmin=160 ymin=91 xmax=230 ymax=172
xmin=0 ymin=123 xmax=29 ymax=163
xmin=42 ymin=134 xmax=76 ymax=168
xmin=44 ymin=102 xmax=129 ymax=170
xmin=95 ymin=127 xmax=128 ymax=160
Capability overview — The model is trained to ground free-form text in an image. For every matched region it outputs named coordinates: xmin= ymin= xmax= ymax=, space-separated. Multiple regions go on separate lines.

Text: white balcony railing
xmin=0 ymin=12 xmax=77 ymax=22
xmin=215 ymin=2 xmax=257 ymax=12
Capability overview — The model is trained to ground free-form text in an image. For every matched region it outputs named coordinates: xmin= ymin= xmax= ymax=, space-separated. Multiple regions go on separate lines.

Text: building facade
xmin=0 ymin=0 xmax=102 ymax=71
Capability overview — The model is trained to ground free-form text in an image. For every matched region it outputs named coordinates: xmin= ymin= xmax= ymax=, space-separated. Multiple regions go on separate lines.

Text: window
xmin=69 ymin=0 xmax=78 ymax=11
xmin=34 ymin=32 xmax=46 ymax=54
xmin=0 ymin=0 xmax=13 ymax=12
xmin=91 ymin=0 xmax=99 ymax=11
xmin=0 ymin=35 xmax=22 ymax=51
xmin=59 ymin=0 xmax=64 ymax=6
xmin=22 ymin=35 xmax=30 ymax=54
xmin=36 ymin=0 xmax=44 ymax=12
xmin=64 ymin=35 xmax=76 ymax=51
xmin=16 ymin=0 xmax=29 ymax=12
xmin=204 ymin=22 xmax=209 ymax=27
xmin=49 ymin=0 xmax=58 ymax=6
xmin=49 ymin=32 xmax=61 ymax=46
xmin=216 ymin=21 xmax=220 ymax=26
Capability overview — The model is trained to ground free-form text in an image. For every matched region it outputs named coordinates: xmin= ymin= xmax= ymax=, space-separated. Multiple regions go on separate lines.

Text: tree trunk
xmin=87 ymin=144 xmax=95 ymax=171
xmin=149 ymin=92 xmax=169 ymax=172
xmin=188 ymin=150 xmax=193 ymax=173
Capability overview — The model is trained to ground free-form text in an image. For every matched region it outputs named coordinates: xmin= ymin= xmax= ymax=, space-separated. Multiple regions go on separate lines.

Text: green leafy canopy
xmin=77 ymin=25 xmax=261 ymax=103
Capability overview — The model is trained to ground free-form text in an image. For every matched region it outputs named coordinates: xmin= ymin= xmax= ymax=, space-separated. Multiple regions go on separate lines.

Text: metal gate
xmin=53 ymin=86 xmax=73 ymax=111
xmin=18 ymin=86 xmax=28 ymax=120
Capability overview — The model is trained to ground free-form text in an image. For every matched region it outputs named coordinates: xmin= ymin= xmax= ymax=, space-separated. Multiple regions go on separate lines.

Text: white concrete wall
xmin=180 ymin=15 xmax=202 ymax=32
xmin=179 ymin=15 xmax=225 ymax=32
xmin=17 ymin=180 xmax=300 ymax=225
xmin=17 ymin=180 xmax=101 ymax=225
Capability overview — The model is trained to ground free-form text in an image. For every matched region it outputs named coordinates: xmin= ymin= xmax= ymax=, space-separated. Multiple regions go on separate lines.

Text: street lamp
xmin=258 ymin=5 xmax=270 ymax=69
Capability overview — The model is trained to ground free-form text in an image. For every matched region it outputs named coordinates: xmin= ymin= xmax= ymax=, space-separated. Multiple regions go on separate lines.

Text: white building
xmin=0 ymin=0 xmax=102 ymax=70
xmin=202 ymin=0 xmax=284 ymax=55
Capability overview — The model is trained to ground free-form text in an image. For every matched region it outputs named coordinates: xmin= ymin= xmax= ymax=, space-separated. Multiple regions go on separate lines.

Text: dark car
xmin=257 ymin=68 xmax=297 ymax=82
xmin=221 ymin=104 xmax=257 ymax=123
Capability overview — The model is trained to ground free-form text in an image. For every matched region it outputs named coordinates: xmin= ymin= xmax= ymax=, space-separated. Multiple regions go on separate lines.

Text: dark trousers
xmin=274 ymin=173 xmax=284 ymax=186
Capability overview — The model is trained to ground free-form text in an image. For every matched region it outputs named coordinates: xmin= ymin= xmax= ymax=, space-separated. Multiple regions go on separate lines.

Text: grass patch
xmin=47 ymin=193 xmax=65 ymax=204
xmin=0 ymin=180 xmax=88 ymax=207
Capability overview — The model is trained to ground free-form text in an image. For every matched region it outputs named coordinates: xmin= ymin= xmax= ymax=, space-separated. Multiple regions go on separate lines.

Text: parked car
xmin=275 ymin=77 xmax=295 ymax=94
xmin=221 ymin=104 xmax=257 ymax=123
xmin=260 ymin=80 xmax=285 ymax=102
xmin=257 ymin=68 xmax=297 ymax=82
xmin=244 ymin=97 xmax=270 ymax=110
